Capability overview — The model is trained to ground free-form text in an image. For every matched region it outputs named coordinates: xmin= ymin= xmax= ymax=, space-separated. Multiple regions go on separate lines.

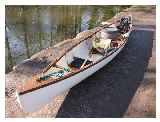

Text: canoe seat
xmin=68 ymin=57 xmax=92 ymax=70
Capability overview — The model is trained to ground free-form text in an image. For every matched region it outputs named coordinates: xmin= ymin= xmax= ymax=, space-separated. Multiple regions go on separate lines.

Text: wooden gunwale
xmin=19 ymin=37 xmax=127 ymax=95
xmin=42 ymin=23 xmax=114 ymax=73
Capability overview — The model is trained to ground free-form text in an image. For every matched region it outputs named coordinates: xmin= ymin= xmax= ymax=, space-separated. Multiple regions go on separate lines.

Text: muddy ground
xmin=5 ymin=6 xmax=156 ymax=118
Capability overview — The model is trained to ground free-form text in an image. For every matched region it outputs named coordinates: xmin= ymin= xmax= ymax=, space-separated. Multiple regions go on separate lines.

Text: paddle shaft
xmin=42 ymin=21 xmax=118 ymax=74
xmin=80 ymin=56 xmax=89 ymax=69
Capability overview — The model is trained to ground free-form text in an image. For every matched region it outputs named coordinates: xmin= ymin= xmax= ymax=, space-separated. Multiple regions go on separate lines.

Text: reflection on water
xmin=5 ymin=5 xmax=129 ymax=73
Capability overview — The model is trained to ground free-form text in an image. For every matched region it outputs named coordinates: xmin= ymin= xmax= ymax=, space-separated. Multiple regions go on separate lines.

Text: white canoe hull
xmin=18 ymin=41 xmax=126 ymax=112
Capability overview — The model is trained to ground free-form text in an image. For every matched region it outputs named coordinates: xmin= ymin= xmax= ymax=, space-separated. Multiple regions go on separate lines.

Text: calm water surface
xmin=5 ymin=6 xmax=129 ymax=73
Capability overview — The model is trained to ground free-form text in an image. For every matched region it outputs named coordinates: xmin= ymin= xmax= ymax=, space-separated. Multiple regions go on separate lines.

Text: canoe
xmin=16 ymin=16 xmax=132 ymax=112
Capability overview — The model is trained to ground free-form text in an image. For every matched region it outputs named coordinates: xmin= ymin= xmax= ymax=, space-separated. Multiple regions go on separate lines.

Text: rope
xmin=37 ymin=67 xmax=70 ymax=81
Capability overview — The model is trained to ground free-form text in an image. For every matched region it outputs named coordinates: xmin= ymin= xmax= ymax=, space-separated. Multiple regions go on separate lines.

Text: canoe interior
xmin=17 ymin=25 xmax=129 ymax=95
xmin=56 ymin=27 xmax=119 ymax=70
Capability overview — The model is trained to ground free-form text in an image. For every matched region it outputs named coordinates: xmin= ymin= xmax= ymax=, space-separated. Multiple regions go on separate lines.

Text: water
xmin=5 ymin=5 xmax=129 ymax=73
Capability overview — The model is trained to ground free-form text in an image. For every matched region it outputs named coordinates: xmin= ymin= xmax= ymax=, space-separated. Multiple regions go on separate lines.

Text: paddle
xmin=40 ymin=21 xmax=119 ymax=76
xmin=80 ymin=53 xmax=92 ymax=69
